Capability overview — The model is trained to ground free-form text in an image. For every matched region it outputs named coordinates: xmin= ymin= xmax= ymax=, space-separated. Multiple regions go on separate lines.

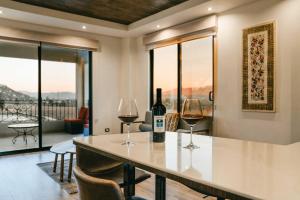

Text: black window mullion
xmin=177 ymin=44 xmax=182 ymax=113
xmin=38 ymin=42 xmax=42 ymax=148
xmin=212 ymin=36 xmax=215 ymax=117
xmin=149 ymin=49 xmax=154 ymax=110
xmin=88 ymin=51 xmax=93 ymax=136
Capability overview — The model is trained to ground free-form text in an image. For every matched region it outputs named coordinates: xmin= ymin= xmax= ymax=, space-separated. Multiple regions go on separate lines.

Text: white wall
xmin=92 ymin=36 xmax=122 ymax=134
xmin=118 ymin=37 xmax=149 ymax=132
xmin=215 ymin=0 xmax=300 ymax=144
xmin=131 ymin=37 xmax=150 ymax=121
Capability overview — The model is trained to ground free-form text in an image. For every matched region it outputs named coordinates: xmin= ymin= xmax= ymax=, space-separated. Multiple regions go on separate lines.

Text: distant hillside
xmin=20 ymin=90 xmax=75 ymax=100
xmin=181 ymin=86 xmax=212 ymax=97
xmin=42 ymin=92 xmax=75 ymax=100
xmin=18 ymin=91 xmax=37 ymax=98
xmin=163 ymin=86 xmax=212 ymax=97
xmin=0 ymin=84 xmax=33 ymax=101
xmin=0 ymin=84 xmax=75 ymax=101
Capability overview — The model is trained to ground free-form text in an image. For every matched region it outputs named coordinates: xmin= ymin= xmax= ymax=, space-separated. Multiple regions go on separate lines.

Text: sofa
xmin=138 ymin=111 xmax=212 ymax=135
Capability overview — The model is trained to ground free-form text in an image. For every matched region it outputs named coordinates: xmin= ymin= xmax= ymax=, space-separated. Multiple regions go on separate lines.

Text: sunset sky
xmin=0 ymin=57 xmax=76 ymax=93
xmin=154 ymin=37 xmax=213 ymax=92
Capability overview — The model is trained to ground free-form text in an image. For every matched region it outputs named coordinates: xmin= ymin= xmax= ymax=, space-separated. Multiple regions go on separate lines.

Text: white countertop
xmin=73 ymin=132 xmax=300 ymax=200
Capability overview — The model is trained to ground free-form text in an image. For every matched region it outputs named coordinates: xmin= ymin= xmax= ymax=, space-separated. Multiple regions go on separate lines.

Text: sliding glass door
xmin=182 ymin=37 xmax=213 ymax=116
xmin=0 ymin=39 xmax=92 ymax=154
xmin=41 ymin=45 xmax=90 ymax=147
xmin=0 ymin=40 xmax=39 ymax=152
xmin=153 ymin=44 xmax=178 ymax=112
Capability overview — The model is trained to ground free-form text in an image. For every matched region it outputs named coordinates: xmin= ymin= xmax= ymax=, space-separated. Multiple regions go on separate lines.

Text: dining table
xmin=73 ymin=132 xmax=300 ymax=200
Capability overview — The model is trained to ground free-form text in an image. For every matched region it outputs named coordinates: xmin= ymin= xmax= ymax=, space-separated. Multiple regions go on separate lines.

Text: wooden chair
xmin=74 ymin=166 xmax=146 ymax=200
xmin=76 ymin=146 xmax=151 ymax=188
xmin=165 ymin=113 xmax=180 ymax=132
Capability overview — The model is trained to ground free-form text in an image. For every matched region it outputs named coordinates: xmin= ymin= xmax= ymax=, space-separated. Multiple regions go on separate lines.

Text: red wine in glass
xmin=181 ymin=114 xmax=203 ymax=125
xmin=118 ymin=98 xmax=139 ymax=146
xmin=181 ymin=99 xmax=203 ymax=150
xmin=118 ymin=115 xmax=138 ymax=124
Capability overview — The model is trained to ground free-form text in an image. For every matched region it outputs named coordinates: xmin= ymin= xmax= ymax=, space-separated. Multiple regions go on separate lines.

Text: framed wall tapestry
xmin=242 ymin=22 xmax=275 ymax=112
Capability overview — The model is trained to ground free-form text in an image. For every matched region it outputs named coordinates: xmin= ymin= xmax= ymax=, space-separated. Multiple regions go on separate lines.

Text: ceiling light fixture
xmin=208 ymin=7 xmax=212 ymax=11
xmin=156 ymin=25 xmax=160 ymax=29
xmin=0 ymin=10 xmax=3 ymax=14
xmin=82 ymin=25 xmax=87 ymax=30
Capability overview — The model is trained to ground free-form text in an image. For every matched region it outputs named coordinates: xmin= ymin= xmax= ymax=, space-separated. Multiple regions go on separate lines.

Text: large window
xmin=182 ymin=37 xmax=213 ymax=116
xmin=0 ymin=40 xmax=38 ymax=152
xmin=41 ymin=45 xmax=90 ymax=147
xmin=151 ymin=36 xmax=214 ymax=115
xmin=153 ymin=44 xmax=178 ymax=112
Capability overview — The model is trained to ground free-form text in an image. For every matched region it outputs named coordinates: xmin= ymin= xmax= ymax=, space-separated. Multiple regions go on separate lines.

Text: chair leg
xmin=53 ymin=154 xmax=58 ymax=173
xmin=60 ymin=154 xmax=64 ymax=182
xmin=68 ymin=153 xmax=74 ymax=182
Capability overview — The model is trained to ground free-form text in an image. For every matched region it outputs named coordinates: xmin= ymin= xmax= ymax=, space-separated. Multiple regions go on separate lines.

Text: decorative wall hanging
xmin=242 ymin=22 xmax=275 ymax=112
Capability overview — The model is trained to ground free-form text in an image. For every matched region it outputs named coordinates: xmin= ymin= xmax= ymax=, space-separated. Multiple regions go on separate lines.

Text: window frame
xmin=149 ymin=36 xmax=215 ymax=114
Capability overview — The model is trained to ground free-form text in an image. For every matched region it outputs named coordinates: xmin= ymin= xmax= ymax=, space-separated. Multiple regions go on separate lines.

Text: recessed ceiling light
xmin=156 ymin=25 xmax=160 ymax=29
xmin=82 ymin=25 xmax=87 ymax=30
xmin=208 ymin=7 xmax=212 ymax=11
xmin=0 ymin=10 xmax=3 ymax=14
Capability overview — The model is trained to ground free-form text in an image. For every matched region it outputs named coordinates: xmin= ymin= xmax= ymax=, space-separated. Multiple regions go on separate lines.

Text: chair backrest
xmin=78 ymin=107 xmax=88 ymax=121
xmin=84 ymin=109 xmax=89 ymax=125
xmin=165 ymin=113 xmax=180 ymax=132
xmin=74 ymin=166 xmax=125 ymax=200
xmin=76 ymin=146 xmax=123 ymax=176
xmin=144 ymin=111 xmax=152 ymax=124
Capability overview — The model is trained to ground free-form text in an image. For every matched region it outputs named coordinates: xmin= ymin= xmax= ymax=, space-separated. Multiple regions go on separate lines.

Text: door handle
xmin=209 ymin=91 xmax=214 ymax=101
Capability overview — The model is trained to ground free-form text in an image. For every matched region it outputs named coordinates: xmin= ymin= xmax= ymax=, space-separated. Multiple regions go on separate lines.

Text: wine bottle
xmin=152 ymin=88 xmax=166 ymax=142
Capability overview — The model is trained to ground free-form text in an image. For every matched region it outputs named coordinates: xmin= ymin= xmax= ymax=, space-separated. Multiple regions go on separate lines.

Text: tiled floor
xmin=0 ymin=132 xmax=81 ymax=152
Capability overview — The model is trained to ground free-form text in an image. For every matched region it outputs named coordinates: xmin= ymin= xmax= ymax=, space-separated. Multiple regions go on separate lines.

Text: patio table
xmin=8 ymin=123 xmax=38 ymax=144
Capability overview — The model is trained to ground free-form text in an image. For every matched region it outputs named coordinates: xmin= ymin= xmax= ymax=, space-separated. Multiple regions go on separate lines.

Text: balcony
xmin=0 ymin=99 xmax=82 ymax=152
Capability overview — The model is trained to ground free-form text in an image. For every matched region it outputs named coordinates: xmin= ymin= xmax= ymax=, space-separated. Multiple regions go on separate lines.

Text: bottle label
xmin=154 ymin=115 xmax=165 ymax=133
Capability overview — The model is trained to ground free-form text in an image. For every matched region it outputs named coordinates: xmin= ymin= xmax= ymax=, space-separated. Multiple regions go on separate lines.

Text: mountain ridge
xmin=0 ymin=84 xmax=75 ymax=100
xmin=0 ymin=84 xmax=32 ymax=101
xmin=20 ymin=91 xmax=75 ymax=100
xmin=162 ymin=86 xmax=212 ymax=97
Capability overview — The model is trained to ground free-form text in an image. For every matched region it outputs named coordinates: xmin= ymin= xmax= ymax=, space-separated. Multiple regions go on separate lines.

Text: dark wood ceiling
xmin=13 ymin=0 xmax=188 ymax=25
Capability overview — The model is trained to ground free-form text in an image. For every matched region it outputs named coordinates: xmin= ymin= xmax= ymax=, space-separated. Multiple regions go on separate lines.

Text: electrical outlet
xmin=105 ymin=128 xmax=110 ymax=133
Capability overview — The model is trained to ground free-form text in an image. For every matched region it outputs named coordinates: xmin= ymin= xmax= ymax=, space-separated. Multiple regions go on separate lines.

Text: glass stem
xmin=190 ymin=125 xmax=194 ymax=145
xmin=127 ymin=123 xmax=130 ymax=142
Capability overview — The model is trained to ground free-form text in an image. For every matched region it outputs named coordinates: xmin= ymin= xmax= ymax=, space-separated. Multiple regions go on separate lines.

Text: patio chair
xmin=64 ymin=107 xmax=89 ymax=134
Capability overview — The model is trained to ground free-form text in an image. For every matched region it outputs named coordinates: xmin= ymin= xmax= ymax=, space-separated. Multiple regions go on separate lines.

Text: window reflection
xmin=182 ymin=37 xmax=213 ymax=116
xmin=152 ymin=36 xmax=213 ymax=116
xmin=153 ymin=44 xmax=177 ymax=112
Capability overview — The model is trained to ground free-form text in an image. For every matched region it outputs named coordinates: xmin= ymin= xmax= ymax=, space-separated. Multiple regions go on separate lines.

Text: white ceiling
xmin=0 ymin=0 xmax=257 ymax=38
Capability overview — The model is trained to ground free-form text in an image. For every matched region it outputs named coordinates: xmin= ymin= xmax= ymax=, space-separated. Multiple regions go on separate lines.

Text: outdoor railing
xmin=0 ymin=99 xmax=77 ymax=122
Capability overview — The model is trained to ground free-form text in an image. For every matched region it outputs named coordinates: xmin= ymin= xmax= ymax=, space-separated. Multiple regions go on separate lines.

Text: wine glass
xmin=181 ymin=99 xmax=203 ymax=150
xmin=118 ymin=98 xmax=139 ymax=146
